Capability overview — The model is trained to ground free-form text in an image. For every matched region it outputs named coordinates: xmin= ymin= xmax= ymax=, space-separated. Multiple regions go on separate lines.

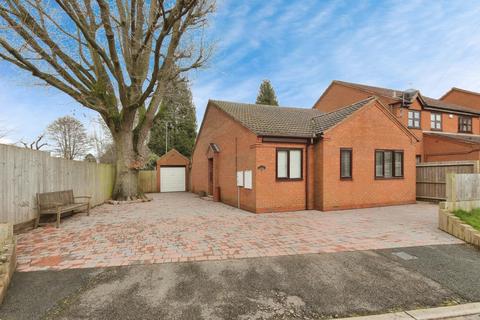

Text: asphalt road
xmin=1 ymin=244 xmax=479 ymax=320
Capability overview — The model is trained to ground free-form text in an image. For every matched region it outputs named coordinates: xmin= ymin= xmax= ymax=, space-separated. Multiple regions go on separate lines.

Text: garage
xmin=160 ymin=167 xmax=186 ymax=192
xmin=156 ymin=149 xmax=190 ymax=192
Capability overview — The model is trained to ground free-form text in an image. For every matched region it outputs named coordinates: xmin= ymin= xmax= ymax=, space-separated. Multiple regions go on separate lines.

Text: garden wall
xmin=0 ymin=143 xmax=115 ymax=228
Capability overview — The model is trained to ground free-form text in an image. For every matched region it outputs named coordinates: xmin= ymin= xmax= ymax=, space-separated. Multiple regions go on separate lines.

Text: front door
xmin=208 ymin=158 xmax=214 ymax=195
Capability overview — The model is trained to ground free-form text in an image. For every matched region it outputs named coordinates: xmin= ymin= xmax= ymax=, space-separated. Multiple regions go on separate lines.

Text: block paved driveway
xmin=16 ymin=192 xmax=462 ymax=272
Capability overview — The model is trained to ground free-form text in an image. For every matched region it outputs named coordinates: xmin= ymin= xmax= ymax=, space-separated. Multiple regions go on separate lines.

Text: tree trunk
xmin=112 ymin=131 xmax=140 ymax=200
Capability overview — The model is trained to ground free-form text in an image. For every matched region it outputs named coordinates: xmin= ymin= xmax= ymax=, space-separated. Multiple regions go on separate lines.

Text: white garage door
xmin=160 ymin=167 xmax=186 ymax=192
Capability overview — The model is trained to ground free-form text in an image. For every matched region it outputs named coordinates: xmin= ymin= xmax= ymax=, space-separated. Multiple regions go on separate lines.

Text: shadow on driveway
xmin=1 ymin=244 xmax=479 ymax=320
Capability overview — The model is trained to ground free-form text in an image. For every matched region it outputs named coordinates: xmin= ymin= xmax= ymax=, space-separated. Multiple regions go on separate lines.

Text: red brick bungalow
xmin=191 ymin=97 xmax=418 ymax=213
xmin=314 ymin=81 xmax=480 ymax=162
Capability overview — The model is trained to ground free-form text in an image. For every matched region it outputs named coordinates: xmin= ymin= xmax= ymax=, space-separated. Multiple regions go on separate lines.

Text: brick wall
xmin=313 ymin=83 xmax=373 ymax=112
xmin=441 ymin=89 xmax=480 ymax=111
xmin=423 ymin=134 xmax=480 ymax=162
xmin=315 ymin=101 xmax=417 ymax=211
xmin=254 ymin=142 xmax=310 ymax=213
xmin=190 ymin=104 xmax=258 ymax=211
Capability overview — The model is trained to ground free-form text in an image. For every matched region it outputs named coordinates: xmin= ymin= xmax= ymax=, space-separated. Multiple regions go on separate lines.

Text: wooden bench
xmin=36 ymin=190 xmax=91 ymax=228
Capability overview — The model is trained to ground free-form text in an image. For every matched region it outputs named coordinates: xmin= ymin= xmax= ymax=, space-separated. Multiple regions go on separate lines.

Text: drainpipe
xmin=305 ymin=141 xmax=309 ymax=210
xmin=236 ymin=137 xmax=240 ymax=209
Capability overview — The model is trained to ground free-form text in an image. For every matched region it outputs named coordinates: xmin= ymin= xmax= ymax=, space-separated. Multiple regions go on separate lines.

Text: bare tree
xmin=90 ymin=116 xmax=114 ymax=162
xmin=0 ymin=120 xmax=12 ymax=141
xmin=20 ymin=134 xmax=47 ymax=150
xmin=0 ymin=1 xmax=214 ymax=199
xmin=47 ymin=116 xmax=89 ymax=160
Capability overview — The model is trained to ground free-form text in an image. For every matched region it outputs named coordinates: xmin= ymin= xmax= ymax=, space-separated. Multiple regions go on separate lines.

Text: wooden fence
xmin=139 ymin=170 xmax=158 ymax=193
xmin=447 ymin=173 xmax=480 ymax=202
xmin=416 ymin=161 xmax=480 ymax=201
xmin=0 ymin=144 xmax=158 ymax=228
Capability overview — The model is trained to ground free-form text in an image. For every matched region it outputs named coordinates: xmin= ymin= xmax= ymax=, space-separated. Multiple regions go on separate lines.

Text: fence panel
xmin=416 ymin=161 xmax=479 ymax=201
xmin=447 ymin=173 xmax=480 ymax=202
xmin=138 ymin=170 xmax=158 ymax=193
xmin=0 ymin=144 xmax=115 ymax=226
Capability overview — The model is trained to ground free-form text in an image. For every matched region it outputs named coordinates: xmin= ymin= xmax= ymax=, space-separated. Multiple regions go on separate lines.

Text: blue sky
xmin=1 ymin=0 xmax=480 ymax=144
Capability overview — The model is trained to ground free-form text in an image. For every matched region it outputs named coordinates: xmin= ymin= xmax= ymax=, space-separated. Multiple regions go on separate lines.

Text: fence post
xmin=446 ymin=173 xmax=457 ymax=203
xmin=474 ymin=160 xmax=480 ymax=173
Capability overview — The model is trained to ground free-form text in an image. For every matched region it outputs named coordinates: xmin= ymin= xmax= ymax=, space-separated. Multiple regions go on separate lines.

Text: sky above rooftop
xmin=1 ymin=0 xmax=480 ymax=144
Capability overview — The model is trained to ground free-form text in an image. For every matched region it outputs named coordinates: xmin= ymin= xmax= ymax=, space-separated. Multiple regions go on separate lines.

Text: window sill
xmin=276 ymin=178 xmax=303 ymax=182
xmin=430 ymin=128 xmax=442 ymax=132
xmin=340 ymin=177 xmax=353 ymax=181
xmin=375 ymin=176 xmax=404 ymax=180
xmin=408 ymin=127 xmax=421 ymax=130
xmin=458 ymin=131 xmax=473 ymax=134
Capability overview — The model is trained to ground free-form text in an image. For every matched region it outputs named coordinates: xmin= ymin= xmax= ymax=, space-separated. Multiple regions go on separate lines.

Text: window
xmin=458 ymin=116 xmax=472 ymax=133
xmin=340 ymin=148 xmax=352 ymax=179
xmin=408 ymin=111 xmax=421 ymax=129
xmin=430 ymin=113 xmax=442 ymax=131
xmin=375 ymin=150 xmax=404 ymax=179
xmin=276 ymin=149 xmax=302 ymax=180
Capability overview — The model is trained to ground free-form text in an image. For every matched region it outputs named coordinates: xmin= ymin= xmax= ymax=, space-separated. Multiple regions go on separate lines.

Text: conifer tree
xmin=256 ymin=80 xmax=279 ymax=106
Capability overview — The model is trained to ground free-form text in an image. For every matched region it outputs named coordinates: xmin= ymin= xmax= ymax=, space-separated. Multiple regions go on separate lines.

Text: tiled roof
xmin=210 ymin=97 xmax=376 ymax=138
xmin=209 ymin=100 xmax=324 ymax=138
xmin=424 ymin=131 xmax=480 ymax=144
xmin=312 ymin=97 xmax=376 ymax=134
xmin=334 ymin=81 xmax=405 ymax=101
xmin=335 ymin=80 xmax=480 ymax=115
xmin=421 ymin=96 xmax=480 ymax=115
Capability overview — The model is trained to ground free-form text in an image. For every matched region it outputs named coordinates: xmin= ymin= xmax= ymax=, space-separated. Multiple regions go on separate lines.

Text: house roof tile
xmin=334 ymin=80 xmax=480 ymax=115
xmin=312 ymin=97 xmax=376 ymax=134
xmin=210 ymin=100 xmax=324 ymax=138
xmin=423 ymin=131 xmax=480 ymax=144
xmin=210 ymin=97 xmax=376 ymax=138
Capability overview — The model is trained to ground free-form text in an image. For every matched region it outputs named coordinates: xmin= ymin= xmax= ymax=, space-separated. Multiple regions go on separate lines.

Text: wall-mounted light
xmin=449 ymin=114 xmax=454 ymax=119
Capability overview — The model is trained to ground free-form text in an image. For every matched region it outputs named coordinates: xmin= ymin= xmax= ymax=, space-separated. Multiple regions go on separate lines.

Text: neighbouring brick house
xmin=314 ymin=81 xmax=480 ymax=162
xmin=441 ymin=87 xmax=480 ymax=111
xmin=191 ymin=97 xmax=418 ymax=213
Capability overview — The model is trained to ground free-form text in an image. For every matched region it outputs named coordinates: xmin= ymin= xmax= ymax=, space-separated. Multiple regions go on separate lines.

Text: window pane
xmin=408 ymin=111 xmax=420 ymax=128
xmin=289 ymin=150 xmax=302 ymax=179
xmin=394 ymin=152 xmax=403 ymax=177
xmin=340 ymin=150 xmax=351 ymax=178
xmin=459 ymin=117 xmax=472 ymax=132
xmin=384 ymin=151 xmax=393 ymax=178
xmin=375 ymin=151 xmax=383 ymax=177
xmin=277 ymin=151 xmax=288 ymax=178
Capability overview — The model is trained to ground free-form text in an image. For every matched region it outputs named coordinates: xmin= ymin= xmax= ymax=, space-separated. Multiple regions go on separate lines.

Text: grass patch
xmin=454 ymin=208 xmax=480 ymax=231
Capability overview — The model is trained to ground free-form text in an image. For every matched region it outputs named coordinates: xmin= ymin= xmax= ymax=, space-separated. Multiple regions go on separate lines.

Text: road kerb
xmin=406 ymin=303 xmax=480 ymax=320
xmin=334 ymin=303 xmax=480 ymax=320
